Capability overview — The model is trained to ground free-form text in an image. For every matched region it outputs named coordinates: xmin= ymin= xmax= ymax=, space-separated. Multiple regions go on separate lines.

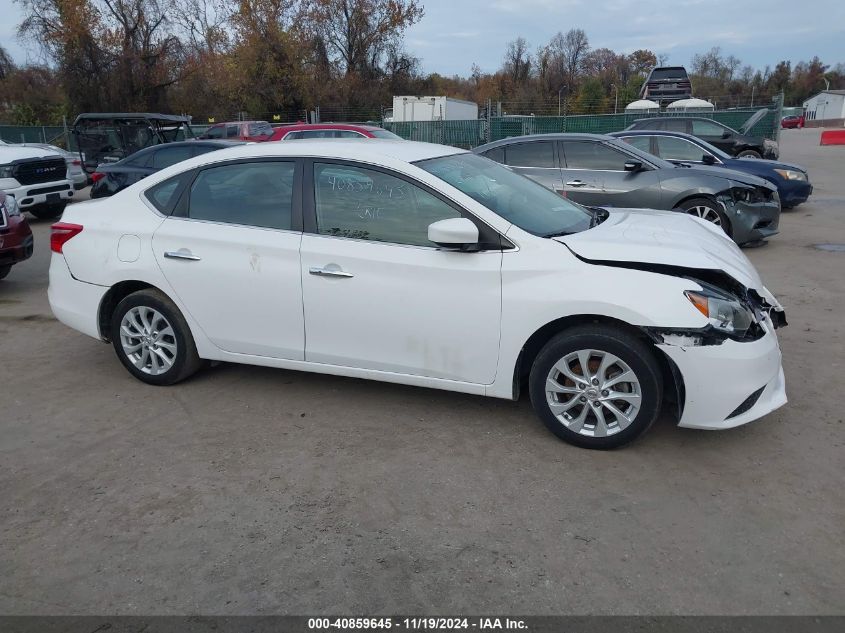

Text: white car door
xmin=300 ymin=161 xmax=503 ymax=384
xmin=151 ymin=159 xmax=305 ymax=359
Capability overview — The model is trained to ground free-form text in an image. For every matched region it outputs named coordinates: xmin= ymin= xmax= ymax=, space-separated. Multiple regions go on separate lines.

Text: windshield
xmin=371 ymin=129 xmax=403 ymax=140
xmin=416 ymin=153 xmax=592 ymax=236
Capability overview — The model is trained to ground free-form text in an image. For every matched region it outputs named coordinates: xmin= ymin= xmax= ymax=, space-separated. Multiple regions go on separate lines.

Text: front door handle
xmin=566 ymin=180 xmax=586 ymax=187
xmin=309 ymin=266 xmax=354 ymax=278
xmin=164 ymin=249 xmax=201 ymax=261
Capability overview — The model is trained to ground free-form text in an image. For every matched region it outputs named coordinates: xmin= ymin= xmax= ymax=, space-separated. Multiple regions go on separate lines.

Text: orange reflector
xmin=685 ymin=291 xmax=710 ymax=318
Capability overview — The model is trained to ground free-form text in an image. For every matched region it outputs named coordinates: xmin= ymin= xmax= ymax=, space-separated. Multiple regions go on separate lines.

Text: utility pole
xmin=751 ymin=85 xmax=755 ymax=107
xmin=611 ymin=84 xmax=619 ymax=114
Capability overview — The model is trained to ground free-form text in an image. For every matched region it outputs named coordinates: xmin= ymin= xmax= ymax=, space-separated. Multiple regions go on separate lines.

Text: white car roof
xmin=191 ymin=138 xmax=465 ymax=165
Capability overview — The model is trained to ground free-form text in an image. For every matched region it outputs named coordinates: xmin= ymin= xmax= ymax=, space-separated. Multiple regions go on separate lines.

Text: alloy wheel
xmin=545 ymin=349 xmax=642 ymax=437
xmin=119 ymin=306 xmax=178 ymax=375
xmin=686 ymin=205 xmax=722 ymax=225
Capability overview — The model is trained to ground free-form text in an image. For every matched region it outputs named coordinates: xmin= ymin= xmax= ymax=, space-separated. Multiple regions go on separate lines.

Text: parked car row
xmin=473 ymin=133 xmax=782 ymax=245
xmin=48 ymin=139 xmax=788 ymax=450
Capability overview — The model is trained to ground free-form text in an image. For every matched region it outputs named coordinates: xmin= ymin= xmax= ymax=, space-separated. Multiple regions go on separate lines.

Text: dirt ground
xmin=1 ymin=128 xmax=843 ymax=615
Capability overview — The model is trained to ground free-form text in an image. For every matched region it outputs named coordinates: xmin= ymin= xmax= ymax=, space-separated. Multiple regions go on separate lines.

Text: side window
xmin=188 ymin=162 xmax=295 ymax=230
xmin=482 ymin=147 xmax=505 ymax=163
xmin=505 ymin=141 xmax=555 ymax=168
xmin=226 ymin=125 xmax=240 ymax=138
xmin=313 ymin=163 xmax=462 ymax=247
xmin=248 ymin=122 xmax=273 ymax=136
xmin=144 ymin=174 xmax=186 ymax=213
xmin=284 ymin=131 xmax=304 ymax=140
xmin=300 ymin=130 xmax=338 ymax=139
xmin=655 ymin=136 xmax=707 ymax=162
xmin=662 ymin=118 xmax=688 ymax=132
xmin=151 ymin=145 xmax=194 ymax=169
xmin=620 ymin=136 xmax=653 ymax=154
xmin=691 ymin=120 xmax=726 ymax=136
xmin=203 ymin=125 xmax=225 ymax=139
xmin=336 ymin=131 xmax=366 ymax=138
xmin=562 ymin=141 xmax=631 ymax=170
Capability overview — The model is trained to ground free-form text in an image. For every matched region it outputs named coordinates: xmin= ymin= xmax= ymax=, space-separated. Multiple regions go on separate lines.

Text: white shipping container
xmin=391 ymin=96 xmax=478 ymax=122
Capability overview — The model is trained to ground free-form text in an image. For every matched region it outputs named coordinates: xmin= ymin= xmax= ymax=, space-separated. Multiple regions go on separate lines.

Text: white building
xmin=666 ymin=98 xmax=715 ymax=113
xmin=803 ymin=90 xmax=845 ymax=122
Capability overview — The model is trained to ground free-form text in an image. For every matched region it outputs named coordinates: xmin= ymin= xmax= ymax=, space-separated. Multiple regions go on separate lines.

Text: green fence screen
xmin=383 ymin=107 xmax=781 ymax=149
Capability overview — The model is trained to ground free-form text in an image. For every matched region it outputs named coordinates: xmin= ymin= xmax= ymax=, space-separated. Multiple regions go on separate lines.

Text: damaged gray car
xmin=473 ymin=133 xmax=781 ymax=245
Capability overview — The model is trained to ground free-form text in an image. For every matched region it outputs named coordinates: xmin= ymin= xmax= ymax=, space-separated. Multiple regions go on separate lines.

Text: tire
xmin=29 ymin=202 xmax=67 ymax=220
xmin=528 ymin=325 xmax=663 ymax=449
xmin=737 ymin=149 xmax=762 ymax=159
xmin=675 ymin=197 xmax=732 ymax=238
xmin=0 ymin=265 xmax=11 ymax=280
xmin=110 ymin=289 xmax=203 ymax=386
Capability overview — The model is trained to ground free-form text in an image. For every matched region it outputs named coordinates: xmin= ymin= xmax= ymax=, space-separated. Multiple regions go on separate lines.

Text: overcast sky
xmin=2 ymin=0 xmax=842 ymax=76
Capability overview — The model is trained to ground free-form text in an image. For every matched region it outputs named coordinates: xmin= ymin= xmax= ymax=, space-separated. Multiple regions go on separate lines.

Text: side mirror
xmin=624 ymin=161 xmax=643 ymax=172
xmin=721 ymin=130 xmax=731 ymax=139
xmin=702 ymin=154 xmax=716 ymax=165
xmin=428 ymin=218 xmax=480 ymax=251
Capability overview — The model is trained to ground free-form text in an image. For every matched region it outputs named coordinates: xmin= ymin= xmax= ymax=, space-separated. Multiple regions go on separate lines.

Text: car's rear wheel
xmin=29 ymin=202 xmax=67 ymax=220
xmin=0 ymin=265 xmax=11 ymax=280
xmin=676 ymin=197 xmax=732 ymax=237
xmin=737 ymin=149 xmax=762 ymax=159
xmin=529 ymin=325 xmax=663 ymax=449
xmin=111 ymin=289 xmax=203 ymax=386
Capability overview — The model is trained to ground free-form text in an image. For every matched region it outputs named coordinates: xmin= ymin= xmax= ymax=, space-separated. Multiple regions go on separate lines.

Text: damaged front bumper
xmin=719 ymin=193 xmax=781 ymax=244
xmin=651 ymin=316 xmax=786 ymax=430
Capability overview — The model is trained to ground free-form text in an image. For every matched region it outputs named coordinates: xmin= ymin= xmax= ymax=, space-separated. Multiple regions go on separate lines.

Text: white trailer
xmin=391 ymin=96 xmax=478 ymax=122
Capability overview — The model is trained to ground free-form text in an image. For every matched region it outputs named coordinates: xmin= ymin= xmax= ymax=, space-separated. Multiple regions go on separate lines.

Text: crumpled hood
xmin=675 ymin=163 xmax=774 ymax=189
xmin=557 ymin=208 xmax=764 ymax=291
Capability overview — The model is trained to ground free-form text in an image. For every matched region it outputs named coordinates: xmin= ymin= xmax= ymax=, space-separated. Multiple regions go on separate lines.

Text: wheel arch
xmin=98 ymin=280 xmax=173 ymax=342
xmin=511 ymin=313 xmax=684 ymax=418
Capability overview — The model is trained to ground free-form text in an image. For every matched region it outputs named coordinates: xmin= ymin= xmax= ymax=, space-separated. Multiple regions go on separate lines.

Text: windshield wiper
xmin=543 ymin=230 xmax=577 ymax=238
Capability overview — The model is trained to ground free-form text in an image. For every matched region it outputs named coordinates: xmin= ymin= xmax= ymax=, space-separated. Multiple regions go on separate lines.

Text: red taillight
xmin=50 ymin=222 xmax=83 ymax=253
xmin=72 ymin=159 xmax=81 ymax=166
xmin=90 ymin=172 xmax=105 ymax=183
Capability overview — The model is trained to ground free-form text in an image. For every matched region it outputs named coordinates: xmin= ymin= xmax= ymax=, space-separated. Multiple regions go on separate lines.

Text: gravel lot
xmin=1 ymin=128 xmax=843 ymax=615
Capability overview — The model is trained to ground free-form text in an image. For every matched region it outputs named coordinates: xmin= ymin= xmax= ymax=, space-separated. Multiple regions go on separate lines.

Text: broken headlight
xmin=685 ymin=288 xmax=755 ymax=337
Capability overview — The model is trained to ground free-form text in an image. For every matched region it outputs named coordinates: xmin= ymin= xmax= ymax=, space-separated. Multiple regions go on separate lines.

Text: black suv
xmin=639 ymin=66 xmax=692 ymax=105
xmin=625 ymin=110 xmax=778 ymax=159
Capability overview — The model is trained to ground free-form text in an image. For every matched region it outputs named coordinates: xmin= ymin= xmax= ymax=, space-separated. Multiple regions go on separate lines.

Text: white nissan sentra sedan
xmin=48 ymin=140 xmax=787 ymax=449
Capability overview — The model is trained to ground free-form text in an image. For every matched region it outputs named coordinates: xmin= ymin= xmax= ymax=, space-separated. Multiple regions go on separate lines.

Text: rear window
xmin=370 ymin=129 xmax=402 ymax=140
xmin=648 ymin=67 xmax=689 ymax=81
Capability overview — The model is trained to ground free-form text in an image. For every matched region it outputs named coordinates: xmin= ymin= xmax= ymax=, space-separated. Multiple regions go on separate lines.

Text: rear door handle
xmin=164 ymin=249 xmax=201 ymax=261
xmin=566 ymin=180 xmax=586 ymax=187
xmin=309 ymin=267 xmax=354 ymax=278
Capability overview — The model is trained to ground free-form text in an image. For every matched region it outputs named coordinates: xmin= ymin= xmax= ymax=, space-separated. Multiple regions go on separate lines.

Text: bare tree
xmin=503 ymin=37 xmax=532 ymax=84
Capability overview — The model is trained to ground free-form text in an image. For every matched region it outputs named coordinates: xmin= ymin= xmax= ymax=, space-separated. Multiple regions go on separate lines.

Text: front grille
xmin=26 ymin=184 xmax=71 ymax=196
xmin=726 ymin=386 xmax=765 ymax=419
xmin=13 ymin=158 xmax=66 ymax=185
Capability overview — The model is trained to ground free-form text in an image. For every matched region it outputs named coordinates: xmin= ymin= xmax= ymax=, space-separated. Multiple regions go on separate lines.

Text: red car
xmin=269 ymin=123 xmax=402 ymax=141
xmin=0 ymin=191 xmax=34 ymax=280
xmin=781 ymin=114 xmax=805 ymax=129
xmin=197 ymin=120 xmax=274 ymax=142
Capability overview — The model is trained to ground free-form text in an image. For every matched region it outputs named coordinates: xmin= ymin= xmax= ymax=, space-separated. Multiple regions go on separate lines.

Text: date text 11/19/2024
xmin=307 ymin=617 xmax=528 ymax=630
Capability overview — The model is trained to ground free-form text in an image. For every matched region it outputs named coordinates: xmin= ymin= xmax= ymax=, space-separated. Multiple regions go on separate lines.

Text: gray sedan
xmin=472 ymin=133 xmax=781 ymax=245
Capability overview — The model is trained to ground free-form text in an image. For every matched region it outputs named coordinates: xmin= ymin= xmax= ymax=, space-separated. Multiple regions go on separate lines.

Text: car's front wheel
xmin=29 ymin=202 xmax=67 ymax=220
xmin=676 ymin=197 xmax=732 ymax=237
xmin=0 ymin=265 xmax=11 ymax=280
xmin=737 ymin=149 xmax=762 ymax=159
xmin=111 ymin=289 xmax=203 ymax=385
xmin=529 ymin=325 xmax=663 ymax=449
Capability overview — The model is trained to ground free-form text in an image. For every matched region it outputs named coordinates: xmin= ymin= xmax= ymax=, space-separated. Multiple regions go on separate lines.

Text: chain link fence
xmin=1 ymin=97 xmax=782 ymax=152
xmin=382 ymin=102 xmax=782 ymax=149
